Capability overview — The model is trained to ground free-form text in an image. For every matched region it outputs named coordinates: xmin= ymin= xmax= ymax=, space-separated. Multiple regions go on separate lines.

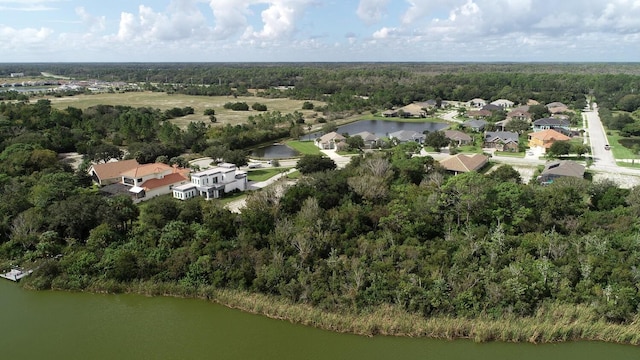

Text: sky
xmin=1 ymin=0 xmax=639 ymax=62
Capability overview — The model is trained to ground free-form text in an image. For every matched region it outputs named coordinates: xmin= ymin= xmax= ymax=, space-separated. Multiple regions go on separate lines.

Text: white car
xmin=248 ymin=163 xmax=262 ymax=169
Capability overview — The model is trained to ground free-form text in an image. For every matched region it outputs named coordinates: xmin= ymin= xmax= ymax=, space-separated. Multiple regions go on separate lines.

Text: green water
xmin=1 ymin=281 xmax=639 ymax=360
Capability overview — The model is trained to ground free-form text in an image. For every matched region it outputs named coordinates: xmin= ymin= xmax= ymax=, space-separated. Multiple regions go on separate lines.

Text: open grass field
xmin=47 ymin=91 xmax=325 ymax=128
xmin=247 ymin=167 xmax=293 ymax=182
xmin=285 ymin=140 xmax=322 ymax=155
xmin=607 ymin=131 xmax=640 ymax=160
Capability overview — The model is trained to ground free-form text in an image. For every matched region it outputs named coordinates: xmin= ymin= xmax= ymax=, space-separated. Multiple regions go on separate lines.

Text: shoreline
xmin=22 ymin=279 xmax=640 ymax=345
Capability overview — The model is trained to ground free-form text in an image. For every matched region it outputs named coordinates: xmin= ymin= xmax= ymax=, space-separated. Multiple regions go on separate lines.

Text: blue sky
xmin=1 ymin=0 xmax=639 ymax=62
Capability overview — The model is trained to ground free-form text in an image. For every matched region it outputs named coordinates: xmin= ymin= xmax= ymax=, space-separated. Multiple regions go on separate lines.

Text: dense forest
xmin=3 ymin=63 xmax=640 ymax=342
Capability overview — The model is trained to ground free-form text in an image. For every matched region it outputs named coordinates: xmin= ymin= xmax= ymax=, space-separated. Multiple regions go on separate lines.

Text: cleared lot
xmin=47 ymin=91 xmax=325 ymax=127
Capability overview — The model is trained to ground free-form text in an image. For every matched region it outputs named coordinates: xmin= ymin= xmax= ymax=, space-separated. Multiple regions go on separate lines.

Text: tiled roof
xmin=120 ymin=163 xmax=174 ymax=178
xmin=444 ymin=130 xmax=472 ymax=142
xmin=319 ymin=132 xmax=345 ymax=143
xmin=485 ymin=131 xmax=519 ymax=143
xmin=440 ymin=153 xmax=488 ymax=173
xmin=529 ymin=129 xmax=571 ymax=142
xmin=90 ymin=159 xmax=139 ymax=181
xmin=140 ymin=172 xmax=189 ymax=190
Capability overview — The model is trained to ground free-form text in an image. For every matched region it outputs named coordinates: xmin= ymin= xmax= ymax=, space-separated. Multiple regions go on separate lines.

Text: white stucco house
xmin=172 ymin=163 xmax=248 ymax=200
xmin=120 ymin=163 xmax=191 ymax=202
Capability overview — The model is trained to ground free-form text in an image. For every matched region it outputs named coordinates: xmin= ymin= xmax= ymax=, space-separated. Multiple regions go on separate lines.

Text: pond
xmin=251 ymin=143 xmax=300 ymax=159
xmin=1 ymin=281 xmax=639 ymax=360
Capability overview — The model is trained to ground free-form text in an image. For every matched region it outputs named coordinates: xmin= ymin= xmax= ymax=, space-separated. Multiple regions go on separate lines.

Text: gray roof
xmin=485 ymin=131 xmax=519 ymax=143
xmin=533 ymin=117 xmax=570 ymax=127
xmin=463 ymin=119 xmax=487 ymax=128
xmin=541 ymin=161 xmax=585 ymax=178
xmin=352 ymin=131 xmax=379 ymax=142
xmin=389 ymin=130 xmax=424 ymax=142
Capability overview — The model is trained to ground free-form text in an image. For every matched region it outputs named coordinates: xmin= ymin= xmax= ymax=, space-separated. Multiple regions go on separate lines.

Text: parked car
xmin=604 ymin=144 xmax=611 ymax=150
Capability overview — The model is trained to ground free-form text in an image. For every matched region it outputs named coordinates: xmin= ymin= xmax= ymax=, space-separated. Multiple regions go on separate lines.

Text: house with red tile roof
xmin=120 ymin=163 xmax=190 ymax=202
xmin=88 ymin=159 xmax=139 ymax=186
xmin=528 ymin=129 xmax=571 ymax=153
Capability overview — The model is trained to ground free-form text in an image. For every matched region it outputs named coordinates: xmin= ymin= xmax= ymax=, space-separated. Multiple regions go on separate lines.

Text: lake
xmin=1 ymin=281 xmax=639 ymax=360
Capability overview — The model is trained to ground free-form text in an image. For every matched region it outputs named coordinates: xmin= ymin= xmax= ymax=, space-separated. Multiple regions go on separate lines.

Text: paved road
xmin=584 ymin=104 xmax=617 ymax=169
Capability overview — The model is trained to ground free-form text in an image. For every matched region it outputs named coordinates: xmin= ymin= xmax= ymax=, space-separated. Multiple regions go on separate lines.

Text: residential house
xmin=389 ymin=130 xmax=425 ymax=144
xmin=88 ymin=159 xmax=140 ymax=186
xmin=538 ymin=161 xmax=585 ymax=183
xmin=528 ymin=129 xmax=571 ymax=153
xmin=352 ymin=131 xmax=381 ymax=149
xmin=316 ymin=131 xmax=346 ymax=150
xmin=491 ymin=99 xmax=515 ymax=108
xmin=173 ymin=163 xmax=247 ymax=201
xmin=533 ymin=117 xmax=571 ymax=132
xmin=467 ymin=98 xmax=488 ymax=108
xmin=481 ymin=104 xmax=502 ymax=112
xmin=527 ymin=99 xmax=540 ymax=106
xmin=467 ymin=109 xmax=492 ymax=119
xmin=546 ymin=102 xmax=569 ymax=114
xmin=484 ymin=131 xmax=520 ymax=152
xmin=382 ymin=109 xmax=398 ymax=117
xmin=398 ymin=103 xmax=427 ymax=118
xmin=507 ymin=109 xmax=532 ymax=122
xmin=120 ymin=163 xmax=190 ymax=202
xmin=462 ymin=119 xmax=487 ymax=132
xmin=439 ymin=153 xmax=489 ymax=175
xmin=444 ymin=130 xmax=473 ymax=146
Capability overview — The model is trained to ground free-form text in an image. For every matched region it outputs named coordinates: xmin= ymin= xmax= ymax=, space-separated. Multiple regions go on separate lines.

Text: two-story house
xmin=172 ymin=163 xmax=247 ymax=200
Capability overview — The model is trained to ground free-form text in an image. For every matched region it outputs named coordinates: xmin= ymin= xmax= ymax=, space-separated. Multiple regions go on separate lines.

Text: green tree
xmin=296 ymin=154 xmax=336 ymax=174
xmin=547 ymin=141 xmax=572 ymax=158
xmin=424 ymin=131 xmax=449 ymax=152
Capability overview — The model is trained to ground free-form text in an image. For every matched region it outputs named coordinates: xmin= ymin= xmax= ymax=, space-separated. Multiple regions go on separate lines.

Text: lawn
xmin=285 ymin=140 xmax=321 ymax=155
xmin=247 ymin=167 xmax=293 ymax=182
xmin=46 ymin=91 xmax=325 ymax=128
xmin=495 ymin=151 xmax=525 ymax=157
xmin=606 ymin=131 xmax=640 ymax=160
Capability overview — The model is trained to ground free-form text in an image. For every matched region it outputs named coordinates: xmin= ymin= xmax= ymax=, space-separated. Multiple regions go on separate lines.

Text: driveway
xmin=319 ymin=149 xmax=351 ymax=169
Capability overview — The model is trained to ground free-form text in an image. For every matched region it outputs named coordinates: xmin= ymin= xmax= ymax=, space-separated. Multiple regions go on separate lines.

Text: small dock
xmin=0 ymin=268 xmax=33 ymax=282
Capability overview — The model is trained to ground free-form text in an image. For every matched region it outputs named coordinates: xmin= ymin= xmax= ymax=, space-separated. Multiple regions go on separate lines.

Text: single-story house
xmin=120 ymin=163 xmax=190 ymax=202
xmin=538 ymin=161 xmax=585 ymax=183
xmin=491 ymin=99 xmax=515 ymax=108
xmin=439 ymin=153 xmax=489 ymax=175
xmin=88 ymin=159 xmax=140 ymax=186
xmin=528 ymin=129 xmax=571 ymax=153
xmin=316 ymin=131 xmax=346 ymax=150
xmin=546 ymin=102 xmax=569 ymax=114
xmin=507 ymin=109 xmax=532 ymax=122
xmin=173 ymin=163 xmax=247 ymax=201
xmin=398 ymin=103 xmax=427 ymax=118
xmin=444 ymin=130 xmax=473 ymax=146
xmin=389 ymin=130 xmax=425 ymax=144
xmin=382 ymin=109 xmax=398 ymax=117
xmin=463 ymin=119 xmax=487 ymax=132
xmin=352 ymin=131 xmax=381 ymax=149
xmin=482 ymin=104 xmax=502 ymax=112
xmin=533 ymin=117 xmax=571 ymax=132
xmin=484 ymin=131 xmax=520 ymax=152
xmin=467 ymin=98 xmax=488 ymax=108
xmin=467 ymin=109 xmax=492 ymax=119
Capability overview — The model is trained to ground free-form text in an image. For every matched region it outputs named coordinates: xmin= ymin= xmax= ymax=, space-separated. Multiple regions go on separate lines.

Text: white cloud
xmin=0 ymin=25 xmax=53 ymax=47
xmin=75 ymin=7 xmax=106 ymax=33
xmin=208 ymin=0 xmax=253 ymax=40
xmin=248 ymin=0 xmax=312 ymax=40
xmin=115 ymin=0 xmax=210 ymax=42
xmin=0 ymin=0 xmax=64 ymax=11
xmin=356 ymin=0 xmax=390 ymax=25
